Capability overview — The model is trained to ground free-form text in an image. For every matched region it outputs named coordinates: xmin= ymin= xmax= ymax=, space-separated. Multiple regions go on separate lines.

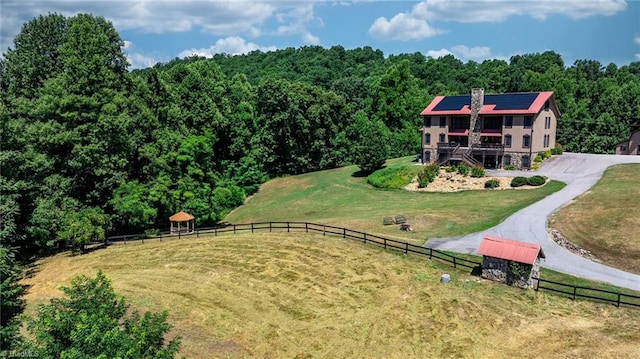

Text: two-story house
xmin=614 ymin=124 xmax=640 ymax=155
xmin=420 ymin=88 xmax=560 ymax=169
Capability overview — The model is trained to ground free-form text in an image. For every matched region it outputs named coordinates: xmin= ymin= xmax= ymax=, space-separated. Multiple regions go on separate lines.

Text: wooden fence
xmin=105 ymin=221 xmax=640 ymax=309
xmin=533 ymin=277 xmax=640 ymax=308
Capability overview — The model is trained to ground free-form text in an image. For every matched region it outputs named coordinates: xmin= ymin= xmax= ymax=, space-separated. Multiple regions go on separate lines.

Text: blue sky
xmin=1 ymin=0 xmax=639 ymax=69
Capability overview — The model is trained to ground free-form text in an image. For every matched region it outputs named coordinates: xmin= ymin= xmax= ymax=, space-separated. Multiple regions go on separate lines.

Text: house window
xmin=425 ymin=133 xmax=431 ymax=145
xmin=504 ymin=155 xmax=511 ymax=166
xmin=439 ymin=133 xmax=446 ymax=143
xmin=522 ymin=155 xmax=531 ymax=168
xmin=522 ymin=135 xmax=530 ymax=148
xmin=524 ymin=116 xmax=533 ymax=128
xmin=439 ymin=116 xmax=446 ymax=127
xmin=504 ymin=116 xmax=513 ymax=128
xmin=544 ymin=116 xmax=551 ymax=129
xmin=424 ymin=151 xmax=431 ymax=162
xmin=543 ymin=134 xmax=550 ymax=148
xmin=424 ymin=116 xmax=431 ymax=127
xmin=504 ymin=134 xmax=512 ymax=148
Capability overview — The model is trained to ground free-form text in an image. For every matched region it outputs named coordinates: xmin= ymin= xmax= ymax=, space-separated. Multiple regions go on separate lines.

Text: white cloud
xmin=426 ymin=48 xmax=452 ymax=58
xmin=421 ymin=0 xmax=627 ymax=22
xmin=126 ymin=52 xmax=159 ymax=69
xmin=635 ymin=54 xmax=640 ymax=60
xmin=450 ymin=45 xmax=491 ymax=60
xmin=302 ymin=32 xmax=321 ymax=45
xmin=1 ymin=1 xmax=320 ymax=54
xmin=634 ymin=35 xmax=640 ymax=45
xmin=122 ymin=40 xmax=133 ymax=50
xmin=426 ymin=45 xmax=502 ymax=62
xmin=177 ymin=36 xmax=277 ymax=58
xmin=369 ymin=12 xmax=444 ymax=41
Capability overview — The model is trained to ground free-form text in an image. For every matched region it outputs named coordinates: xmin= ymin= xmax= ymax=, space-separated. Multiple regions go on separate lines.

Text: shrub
xmin=504 ymin=164 xmax=516 ymax=170
xmin=445 ymin=165 xmax=456 ymax=173
xmin=527 ymin=175 xmax=546 ymax=186
xmin=456 ymin=163 xmax=470 ymax=176
xmin=471 ymin=166 xmax=485 ymax=178
xmin=417 ymin=164 xmax=440 ymax=188
xmin=417 ymin=171 xmax=430 ymax=188
xmin=510 ymin=176 xmax=528 ymax=187
xmin=484 ymin=179 xmax=500 ymax=189
xmin=534 ymin=154 xmax=543 ymax=163
xmin=531 ymin=163 xmax=540 ymax=170
xmin=367 ymin=166 xmax=420 ymax=189
xmin=551 ymin=143 xmax=563 ymax=155
xmin=544 ymin=149 xmax=552 ymax=159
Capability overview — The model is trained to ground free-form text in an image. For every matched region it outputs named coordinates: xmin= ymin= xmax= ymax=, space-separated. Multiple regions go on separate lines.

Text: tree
xmin=0 ymin=247 xmax=25 ymax=352
xmin=26 ymin=271 xmax=180 ymax=358
xmin=352 ymin=111 xmax=390 ymax=172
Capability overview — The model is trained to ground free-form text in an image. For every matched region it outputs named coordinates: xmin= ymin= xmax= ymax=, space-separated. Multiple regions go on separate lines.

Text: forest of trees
xmin=2 ymin=12 xmax=640 ymax=258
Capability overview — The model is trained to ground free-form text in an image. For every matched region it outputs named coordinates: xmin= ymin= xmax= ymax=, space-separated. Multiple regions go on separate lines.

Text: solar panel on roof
xmin=432 ymin=95 xmax=471 ymax=111
xmin=432 ymin=92 xmax=540 ymax=112
xmin=487 ymin=93 xmax=538 ymax=110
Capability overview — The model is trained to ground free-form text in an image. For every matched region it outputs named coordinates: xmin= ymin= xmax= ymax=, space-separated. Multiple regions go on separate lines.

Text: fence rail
xmin=533 ymin=277 xmax=640 ymax=308
xmin=104 ymin=221 xmax=640 ymax=309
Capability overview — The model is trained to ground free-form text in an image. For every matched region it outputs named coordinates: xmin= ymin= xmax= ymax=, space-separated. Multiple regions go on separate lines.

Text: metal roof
xmin=169 ymin=211 xmax=195 ymax=222
xmin=477 ymin=236 xmax=545 ymax=265
xmin=421 ymin=92 xmax=556 ymax=116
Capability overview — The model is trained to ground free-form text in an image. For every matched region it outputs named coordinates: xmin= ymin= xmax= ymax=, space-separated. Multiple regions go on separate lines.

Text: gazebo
xmin=169 ymin=211 xmax=195 ymax=235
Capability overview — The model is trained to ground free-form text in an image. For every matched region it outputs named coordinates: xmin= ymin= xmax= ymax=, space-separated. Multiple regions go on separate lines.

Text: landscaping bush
xmin=367 ymin=166 xmax=420 ymax=189
xmin=417 ymin=164 xmax=440 ymax=188
xmin=485 ymin=179 xmax=500 ymax=189
xmin=544 ymin=149 xmax=552 ymax=159
xmin=510 ymin=176 xmax=528 ymax=187
xmin=531 ymin=163 xmax=540 ymax=170
xmin=456 ymin=163 xmax=470 ymax=177
xmin=551 ymin=143 xmax=563 ymax=155
xmin=471 ymin=166 xmax=485 ymax=178
xmin=534 ymin=154 xmax=543 ymax=163
xmin=445 ymin=165 xmax=456 ymax=173
xmin=503 ymin=164 xmax=516 ymax=170
xmin=527 ymin=175 xmax=546 ymax=186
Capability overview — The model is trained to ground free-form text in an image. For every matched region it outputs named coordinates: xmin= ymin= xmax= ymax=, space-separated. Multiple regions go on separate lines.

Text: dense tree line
xmin=2 ymin=12 xmax=640 ymax=260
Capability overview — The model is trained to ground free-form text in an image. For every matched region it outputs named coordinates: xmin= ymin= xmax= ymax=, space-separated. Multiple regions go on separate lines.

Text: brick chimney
xmin=469 ymin=88 xmax=484 ymax=146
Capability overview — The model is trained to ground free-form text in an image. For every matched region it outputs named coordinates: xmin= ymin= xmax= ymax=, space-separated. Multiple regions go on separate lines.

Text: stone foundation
xmin=481 ymin=256 xmax=536 ymax=289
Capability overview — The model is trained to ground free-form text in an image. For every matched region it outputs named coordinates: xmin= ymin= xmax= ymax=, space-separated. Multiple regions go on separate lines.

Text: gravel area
xmin=404 ymin=170 xmax=539 ymax=192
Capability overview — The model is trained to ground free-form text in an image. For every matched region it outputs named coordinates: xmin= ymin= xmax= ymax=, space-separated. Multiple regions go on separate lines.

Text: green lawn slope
xmin=225 ymin=156 xmax=565 ymax=244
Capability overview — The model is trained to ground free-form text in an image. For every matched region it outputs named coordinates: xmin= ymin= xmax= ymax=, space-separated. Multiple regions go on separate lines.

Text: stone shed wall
xmin=481 ymin=256 xmax=534 ymax=289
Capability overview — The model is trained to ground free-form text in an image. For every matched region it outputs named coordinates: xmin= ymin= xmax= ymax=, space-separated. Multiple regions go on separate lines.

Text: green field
xmin=549 ymin=164 xmax=640 ymax=274
xmin=23 ymin=233 xmax=640 ymax=359
xmin=225 ymin=156 xmax=565 ymax=243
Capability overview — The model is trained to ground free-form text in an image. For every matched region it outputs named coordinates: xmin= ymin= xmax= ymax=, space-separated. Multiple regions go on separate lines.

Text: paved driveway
xmin=425 ymin=152 xmax=640 ymax=291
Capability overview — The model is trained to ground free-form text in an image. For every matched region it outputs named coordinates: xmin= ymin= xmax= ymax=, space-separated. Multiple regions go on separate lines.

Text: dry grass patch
xmin=549 ymin=164 xmax=640 ymax=273
xmin=21 ymin=233 xmax=640 ymax=358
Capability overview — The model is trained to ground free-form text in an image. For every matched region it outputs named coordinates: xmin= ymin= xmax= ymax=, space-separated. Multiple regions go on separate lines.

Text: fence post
xmin=323 ymin=226 xmax=326 ymax=236
xmin=384 ymin=238 xmax=387 ymax=249
xmin=617 ymin=293 xmax=621 ymax=307
xmin=405 ymin=242 xmax=408 ymax=254
xmin=428 ymin=248 xmax=432 ymax=259
xmin=233 ymin=224 xmax=236 ymax=234
xmin=269 ymin=222 xmax=272 ymax=232
xmin=214 ymin=227 xmax=217 ymax=236
xmin=573 ymin=286 xmax=577 ymax=300
xmin=453 ymin=256 xmax=457 ymax=268
xmin=160 ymin=232 xmax=162 ymax=242
xmin=305 ymin=223 xmax=308 ymax=233
xmin=287 ymin=222 xmax=290 ymax=232
xmin=343 ymin=228 xmax=346 ymax=239
xmin=251 ymin=223 xmax=254 ymax=233
xmin=179 ymin=231 xmax=181 ymax=240
xmin=196 ymin=229 xmax=199 ymax=238
xmin=363 ymin=233 xmax=367 ymax=244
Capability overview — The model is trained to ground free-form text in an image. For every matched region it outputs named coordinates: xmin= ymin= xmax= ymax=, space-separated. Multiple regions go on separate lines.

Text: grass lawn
xmin=22 ymin=233 xmax=640 ymax=359
xmin=225 ymin=156 xmax=565 ymax=244
xmin=549 ymin=163 xmax=640 ymax=274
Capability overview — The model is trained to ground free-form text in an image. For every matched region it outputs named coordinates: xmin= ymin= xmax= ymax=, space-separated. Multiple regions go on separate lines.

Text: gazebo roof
xmin=169 ymin=211 xmax=195 ymax=222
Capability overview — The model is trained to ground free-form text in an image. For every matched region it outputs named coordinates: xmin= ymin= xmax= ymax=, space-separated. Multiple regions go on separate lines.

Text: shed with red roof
xmin=477 ymin=235 xmax=545 ymax=289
